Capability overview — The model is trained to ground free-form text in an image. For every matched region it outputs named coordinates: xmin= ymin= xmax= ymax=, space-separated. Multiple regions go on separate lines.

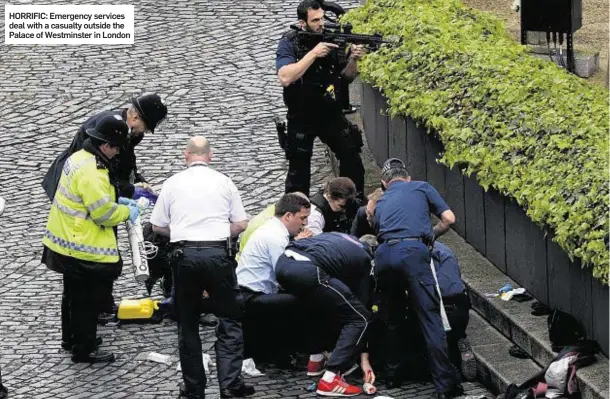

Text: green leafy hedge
xmin=343 ymin=0 xmax=609 ymax=283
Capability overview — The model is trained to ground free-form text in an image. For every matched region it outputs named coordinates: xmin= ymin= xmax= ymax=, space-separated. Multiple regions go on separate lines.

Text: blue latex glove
xmin=118 ymin=197 xmax=137 ymax=206
xmin=128 ymin=204 xmax=140 ymax=223
xmin=133 ymin=186 xmax=158 ymax=204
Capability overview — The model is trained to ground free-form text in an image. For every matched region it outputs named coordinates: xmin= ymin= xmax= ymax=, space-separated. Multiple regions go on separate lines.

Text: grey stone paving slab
xmin=0 ymin=1 xmax=492 ymax=398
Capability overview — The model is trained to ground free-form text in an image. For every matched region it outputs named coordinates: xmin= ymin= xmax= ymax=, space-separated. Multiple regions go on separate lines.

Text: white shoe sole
xmin=0 ymin=197 xmax=5 ymax=217
xmin=316 ymin=389 xmax=360 ymax=397
xmin=307 ymin=369 xmax=326 ymax=377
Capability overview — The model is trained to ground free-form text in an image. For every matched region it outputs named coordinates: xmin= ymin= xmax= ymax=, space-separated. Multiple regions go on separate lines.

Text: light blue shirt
xmin=236 ymin=217 xmax=290 ymax=294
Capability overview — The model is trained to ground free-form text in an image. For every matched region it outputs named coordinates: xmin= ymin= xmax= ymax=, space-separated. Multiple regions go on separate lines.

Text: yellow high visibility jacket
xmin=42 ymin=149 xmax=130 ymax=263
xmin=236 ymin=204 xmax=276 ymax=261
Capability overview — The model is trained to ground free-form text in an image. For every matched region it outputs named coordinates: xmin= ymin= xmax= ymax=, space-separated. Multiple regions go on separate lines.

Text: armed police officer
xmin=276 ymin=0 xmax=366 ymax=199
xmin=373 ymin=158 xmax=463 ymax=398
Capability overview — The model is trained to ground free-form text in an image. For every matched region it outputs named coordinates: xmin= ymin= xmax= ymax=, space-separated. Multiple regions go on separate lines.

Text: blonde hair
xmin=367 ymin=188 xmax=383 ymax=202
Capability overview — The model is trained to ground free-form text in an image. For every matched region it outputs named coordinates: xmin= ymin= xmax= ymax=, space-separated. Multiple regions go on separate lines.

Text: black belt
xmin=178 ymin=240 xmax=227 ymax=249
xmin=385 ymin=237 xmax=424 ymax=244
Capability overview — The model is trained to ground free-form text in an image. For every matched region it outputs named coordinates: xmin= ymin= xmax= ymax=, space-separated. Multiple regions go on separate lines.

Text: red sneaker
xmin=307 ymin=357 xmax=327 ymax=376
xmin=316 ymin=375 xmax=362 ymax=397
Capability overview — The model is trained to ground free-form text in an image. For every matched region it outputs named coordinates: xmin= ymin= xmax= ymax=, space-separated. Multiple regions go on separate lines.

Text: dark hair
xmin=297 ymin=0 xmax=322 ymax=21
xmin=381 ymin=168 xmax=409 ymax=183
xmin=324 ymin=177 xmax=356 ymax=201
xmin=275 ymin=193 xmax=311 ymax=217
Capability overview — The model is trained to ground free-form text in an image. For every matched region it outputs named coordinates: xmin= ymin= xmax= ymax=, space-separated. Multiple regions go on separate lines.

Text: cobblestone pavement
xmin=0 ymin=1 xmax=492 ymax=398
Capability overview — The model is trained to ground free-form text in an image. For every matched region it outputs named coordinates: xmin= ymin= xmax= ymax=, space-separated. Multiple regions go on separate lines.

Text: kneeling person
xmin=236 ymin=193 xmax=311 ymax=362
xmin=276 ymin=232 xmax=374 ymax=397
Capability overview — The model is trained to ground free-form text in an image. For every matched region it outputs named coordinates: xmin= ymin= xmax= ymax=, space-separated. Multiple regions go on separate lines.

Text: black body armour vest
xmin=310 ymin=192 xmax=350 ymax=233
xmin=282 ymin=30 xmax=347 ymax=121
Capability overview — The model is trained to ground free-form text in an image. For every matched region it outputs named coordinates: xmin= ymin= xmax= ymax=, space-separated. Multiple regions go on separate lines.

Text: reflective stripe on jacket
xmin=42 ymin=149 xmax=130 ymax=263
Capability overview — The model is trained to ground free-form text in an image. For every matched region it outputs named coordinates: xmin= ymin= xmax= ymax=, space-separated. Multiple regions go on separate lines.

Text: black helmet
xmin=130 ymin=93 xmax=168 ymax=133
xmin=85 ymin=115 xmax=129 ymax=147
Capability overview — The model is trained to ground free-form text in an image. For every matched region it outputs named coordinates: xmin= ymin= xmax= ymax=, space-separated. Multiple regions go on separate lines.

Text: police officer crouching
xmin=41 ymin=115 xmax=140 ymax=363
xmin=276 ymin=0 xmax=366 ymax=199
xmin=431 ymin=242 xmax=476 ymax=381
xmin=373 ymin=158 xmax=463 ymax=398
xmin=275 ymin=232 xmax=375 ymax=397
xmin=150 ymin=136 xmax=253 ymax=399
xmin=350 ymin=188 xmax=383 ymax=238
xmin=307 ymin=177 xmax=357 ymax=235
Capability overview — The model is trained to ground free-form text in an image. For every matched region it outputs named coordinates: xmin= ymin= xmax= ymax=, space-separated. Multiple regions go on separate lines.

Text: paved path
xmin=0 ymin=1 xmax=492 ymax=398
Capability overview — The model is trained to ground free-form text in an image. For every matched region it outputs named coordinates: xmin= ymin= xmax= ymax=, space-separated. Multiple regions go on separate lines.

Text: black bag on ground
xmin=547 ymin=309 xmax=585 ymax=350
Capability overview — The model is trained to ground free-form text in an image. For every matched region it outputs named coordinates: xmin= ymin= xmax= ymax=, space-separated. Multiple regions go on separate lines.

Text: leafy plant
xmin=343 ymin=0 xmax=609 ymax=283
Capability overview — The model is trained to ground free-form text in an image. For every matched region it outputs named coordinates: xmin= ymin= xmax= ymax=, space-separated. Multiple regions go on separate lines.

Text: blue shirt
xmin=432 ymin=242 xmax=466 ymax=297
xmin=374 ymin=181 xmax=449 ymax=242
xmin=276 ymin=37 xmax=296 ymax=72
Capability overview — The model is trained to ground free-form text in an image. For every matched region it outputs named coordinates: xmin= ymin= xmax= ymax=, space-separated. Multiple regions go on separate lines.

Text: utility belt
xmin=172 ymin=238 xmax=234 ymax=258
xmin=383 ymin=236 xmax=436 ymax=251
xmin=273 ymin=114 xmax=362 ymax=153
xmin=442 ymin=290 xmax=470 ymax=309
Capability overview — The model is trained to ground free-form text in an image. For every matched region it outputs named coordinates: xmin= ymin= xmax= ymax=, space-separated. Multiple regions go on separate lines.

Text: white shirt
xmin=150 ymin=163 xmax=247 ymax=242
xmin=306 ymin=204 xmax=325 ymax=236
xmin=236 ymin=217 xmax=290 ymax=294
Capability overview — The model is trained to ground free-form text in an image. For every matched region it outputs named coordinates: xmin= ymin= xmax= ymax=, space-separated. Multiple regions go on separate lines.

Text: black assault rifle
xmin=290 ymin=22 xmax=396 ymax=51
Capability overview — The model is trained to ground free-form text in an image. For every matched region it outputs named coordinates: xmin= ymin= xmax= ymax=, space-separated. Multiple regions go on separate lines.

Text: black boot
xmin=62 ymin=336 xmax=102 ymax=351
xmin=71 ymin=349 xmax=115 ymax=364
xmin=178 ymin=382 xmax=204 ymax=398
xmin=220 ymin=384 xmax=255 ymax=398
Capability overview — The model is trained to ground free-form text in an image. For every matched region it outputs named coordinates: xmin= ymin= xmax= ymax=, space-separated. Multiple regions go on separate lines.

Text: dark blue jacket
xmin=432 ymin=242 xmax=466 ymax=298
xmin=286 ymin=232 xmax=373 ymax=299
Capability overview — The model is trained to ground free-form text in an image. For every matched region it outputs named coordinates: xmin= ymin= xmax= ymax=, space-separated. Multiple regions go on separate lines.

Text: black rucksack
xmin=547 ymin=309 xmax=585 ymax=350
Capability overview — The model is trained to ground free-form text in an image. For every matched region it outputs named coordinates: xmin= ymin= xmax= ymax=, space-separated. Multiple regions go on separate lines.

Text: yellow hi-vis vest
xmin=42 ymin=149 xmax=130 ymax=263
xmin=236 ymin=204 xmax=276 ymax=261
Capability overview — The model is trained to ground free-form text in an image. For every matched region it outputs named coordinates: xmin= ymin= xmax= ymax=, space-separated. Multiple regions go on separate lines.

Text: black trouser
xmin=61 ymin=272 xmax=109 ymax=355
xmin=173 ymin=246 xmax=244 ymax=397
xmin=444 ymin=292 xmax=470 ymax=368
xmin=284 ymin=116 xmax=364 ymax=197
xmin=375 ymin=241 xmax=460 ymax=393
xmin=99 ymin=279 xmax=115 ymax=314
xmin=276 ymin=254 xmax=371 ymax=374
xmin=240 ymin=288 xmax=300 ymax=362
xmin=0 ymin=366 xmax=6 ymax=399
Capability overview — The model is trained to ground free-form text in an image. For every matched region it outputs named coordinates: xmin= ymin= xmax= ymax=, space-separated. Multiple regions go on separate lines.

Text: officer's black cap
xmin=130 ymin=93 xmax=168 ymax=133
xmin=381 ymin=158 xmax=407 ymax=174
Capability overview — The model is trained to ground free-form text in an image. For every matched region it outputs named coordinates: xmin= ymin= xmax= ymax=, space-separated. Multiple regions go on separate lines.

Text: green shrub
xmin=343 ymin=0 xmax=609 ymax=283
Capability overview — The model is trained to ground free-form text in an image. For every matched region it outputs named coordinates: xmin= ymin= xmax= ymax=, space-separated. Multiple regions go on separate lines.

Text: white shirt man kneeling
xmin=236 ymin=192 xmax=311 ymax=366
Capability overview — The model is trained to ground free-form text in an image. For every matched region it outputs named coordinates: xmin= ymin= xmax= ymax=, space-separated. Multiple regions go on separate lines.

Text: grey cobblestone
xmin=0 ymin=1 xmax=492 ymax=398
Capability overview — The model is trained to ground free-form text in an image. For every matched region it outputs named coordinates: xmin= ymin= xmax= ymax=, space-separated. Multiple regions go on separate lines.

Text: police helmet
xmin=130 ymin=93 xmax=168 ymax=133
xmin=85 ymin=115 xmax=129 ymax=147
